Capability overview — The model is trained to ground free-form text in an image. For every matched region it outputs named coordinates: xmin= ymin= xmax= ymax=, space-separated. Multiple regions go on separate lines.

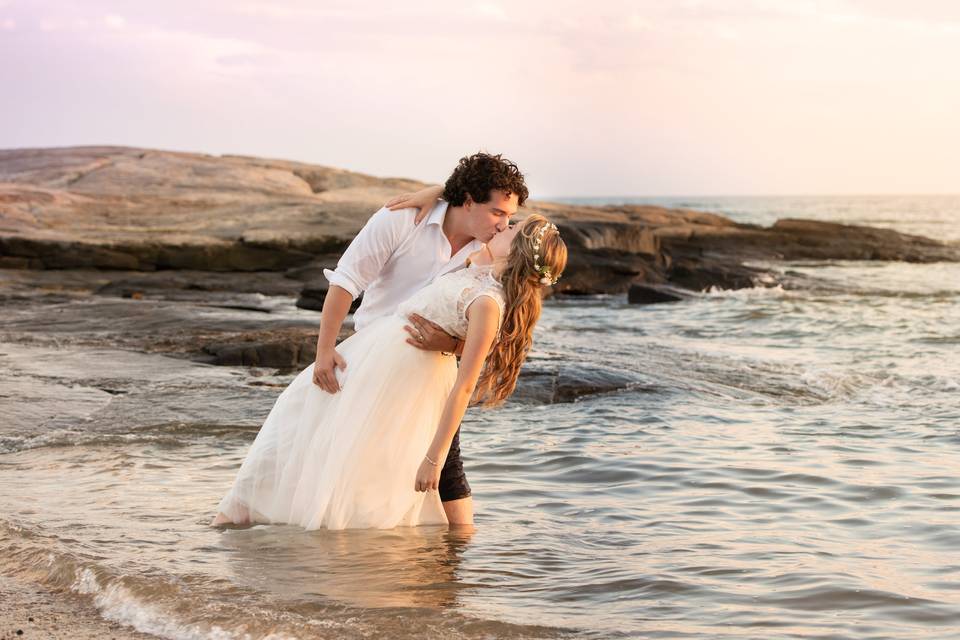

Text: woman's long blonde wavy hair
xmin=473 ymin=214 xmax=568 ymax=407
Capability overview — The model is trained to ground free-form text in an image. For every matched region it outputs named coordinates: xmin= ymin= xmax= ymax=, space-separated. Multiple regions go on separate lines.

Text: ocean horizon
xmin=551 ymin=194 xmax=960 ymax=243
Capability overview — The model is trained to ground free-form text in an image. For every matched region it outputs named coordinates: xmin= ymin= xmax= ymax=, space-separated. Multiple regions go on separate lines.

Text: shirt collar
xmin=425 ymin=199 xmax=449 ymax=227
xmin=427 ymin=199 xmax=484 ymax=257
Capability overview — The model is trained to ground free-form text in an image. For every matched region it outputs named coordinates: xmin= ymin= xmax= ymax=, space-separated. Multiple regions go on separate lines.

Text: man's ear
xmin=463 ymin=194 xmax=475 ymax=212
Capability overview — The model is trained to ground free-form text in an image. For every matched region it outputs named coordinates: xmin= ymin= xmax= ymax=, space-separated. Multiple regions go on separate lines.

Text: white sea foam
xmin=67 ymin=565 xmax=302 ymax=640
xmin=702 ymin=283 xmax=790 ymax=298
xmin=0 ymin=423 xmax=256 ymax=454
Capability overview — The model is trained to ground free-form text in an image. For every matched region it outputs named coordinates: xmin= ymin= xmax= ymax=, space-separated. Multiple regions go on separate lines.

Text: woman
xmin=211 ymin=213 xmax=567 ymax=530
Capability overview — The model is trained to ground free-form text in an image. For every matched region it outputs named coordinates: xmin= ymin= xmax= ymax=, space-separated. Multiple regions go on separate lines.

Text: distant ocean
xmin=552 ymin=194 xmax=960 ymax=242
xmin=1 ymin=195 xmax=958 ymax=639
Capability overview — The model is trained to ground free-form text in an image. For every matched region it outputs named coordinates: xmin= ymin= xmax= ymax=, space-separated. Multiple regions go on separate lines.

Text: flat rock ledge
xmin=2 ymin=147 xmax=957 ymax=302
xmin=512 ymin=362 xmax=658 ymax=404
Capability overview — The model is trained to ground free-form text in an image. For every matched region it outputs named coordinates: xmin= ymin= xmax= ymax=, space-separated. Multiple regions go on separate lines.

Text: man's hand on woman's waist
xmin=404 ymin=313 xmax=460 ymax=355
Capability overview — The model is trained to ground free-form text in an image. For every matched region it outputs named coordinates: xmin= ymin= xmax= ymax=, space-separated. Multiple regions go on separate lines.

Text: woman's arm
xmin=414 ymin=296 xmax=500 ymax=492
xmin=385 ymin=184 xmax=444 ymax=224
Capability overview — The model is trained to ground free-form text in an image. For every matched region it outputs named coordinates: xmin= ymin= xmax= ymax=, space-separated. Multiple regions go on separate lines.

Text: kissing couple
xmin=211 ymin=152 xmax=568 ymax=530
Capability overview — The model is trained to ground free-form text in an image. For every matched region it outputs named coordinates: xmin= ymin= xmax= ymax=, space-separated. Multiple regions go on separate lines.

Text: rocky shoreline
xmin=2 ymin=146 xmax=956 ymax=288
xmin=3 ymin=146 xmax=958 ymax=404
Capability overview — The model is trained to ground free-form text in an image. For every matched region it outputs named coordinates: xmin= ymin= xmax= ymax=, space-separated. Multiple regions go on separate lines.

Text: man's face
xmin=486 ymin=217 xmax=525 ymax=260
xmin=465 ymin=189 xmax=519 ymax=242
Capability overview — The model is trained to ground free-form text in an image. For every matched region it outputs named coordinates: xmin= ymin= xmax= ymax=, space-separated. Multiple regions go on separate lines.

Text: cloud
xmin=625 ymin=15 xmax=655 ymax=31
xmin=2 ymin=0 xmax=959 ymax=194
xmin=103 ymin=14 xmax=125 ymax=29
xmin=472 ymin=2 xmax=507 ymax=21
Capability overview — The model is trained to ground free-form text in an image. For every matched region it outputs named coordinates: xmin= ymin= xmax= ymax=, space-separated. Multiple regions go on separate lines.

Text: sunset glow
xmin=2 ymin=0 xmax=958 ymax=195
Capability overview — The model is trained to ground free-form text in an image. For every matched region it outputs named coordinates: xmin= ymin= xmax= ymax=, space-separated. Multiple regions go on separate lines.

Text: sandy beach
xmin=0 ymin=572 xmax=156 ymax=640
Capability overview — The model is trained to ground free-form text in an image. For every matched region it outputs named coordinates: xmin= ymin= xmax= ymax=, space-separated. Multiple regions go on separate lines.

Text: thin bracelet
xmin=424 ymin=454 xmax=439 ymax=466
xmin=441 ymin=338 xmax=460 ymax=358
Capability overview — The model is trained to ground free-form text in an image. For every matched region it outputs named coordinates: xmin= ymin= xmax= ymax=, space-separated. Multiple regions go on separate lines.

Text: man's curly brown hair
xmin=442 ymin=152 xmax=529 ymax=208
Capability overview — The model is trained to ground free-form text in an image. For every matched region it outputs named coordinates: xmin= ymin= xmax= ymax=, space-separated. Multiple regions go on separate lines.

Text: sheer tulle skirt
xmin=215 ymin=314 xmax=457 ymax=530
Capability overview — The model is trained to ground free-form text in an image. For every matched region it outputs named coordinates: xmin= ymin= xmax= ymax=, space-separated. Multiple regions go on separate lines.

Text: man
xmin=312 ymin=151 xmax=529 ymax=526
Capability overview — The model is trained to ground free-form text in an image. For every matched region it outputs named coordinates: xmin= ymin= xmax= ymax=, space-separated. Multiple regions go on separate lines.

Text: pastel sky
xmin=2 ymin=0 xmax=958 ymax=196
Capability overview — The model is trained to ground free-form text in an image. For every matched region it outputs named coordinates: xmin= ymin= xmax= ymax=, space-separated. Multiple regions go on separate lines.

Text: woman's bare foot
xmin=210 ymin=512 xmax=233 ymax=526
xmin=210 ymin=503 xmax=254 ymax=527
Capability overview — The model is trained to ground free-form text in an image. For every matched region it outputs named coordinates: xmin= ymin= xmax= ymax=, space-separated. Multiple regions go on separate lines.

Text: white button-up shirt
xmin=323 ymin=200 xmax=483 ymax=332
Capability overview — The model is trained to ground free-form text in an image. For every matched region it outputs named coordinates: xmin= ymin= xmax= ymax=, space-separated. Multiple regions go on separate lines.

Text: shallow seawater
xmin=2 ymin=199 xmax=960 ymax=639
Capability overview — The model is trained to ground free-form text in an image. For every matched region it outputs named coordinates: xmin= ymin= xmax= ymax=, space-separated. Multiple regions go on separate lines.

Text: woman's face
xmin=486 ymin=218 xmax=526 ymax=261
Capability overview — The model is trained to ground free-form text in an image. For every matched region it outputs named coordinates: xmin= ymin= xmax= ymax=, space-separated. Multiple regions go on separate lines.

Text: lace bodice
xmin=395 ymin=265 xmax=506 ymax=339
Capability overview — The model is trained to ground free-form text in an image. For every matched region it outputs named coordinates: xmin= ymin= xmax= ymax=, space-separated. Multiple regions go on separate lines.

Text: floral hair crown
xmin=531 ymin=222 xmax=561 ymax=286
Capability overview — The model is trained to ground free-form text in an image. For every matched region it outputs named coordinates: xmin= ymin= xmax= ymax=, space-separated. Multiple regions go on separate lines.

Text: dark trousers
xmin=438 ymin=427 xmax=471 ymax=502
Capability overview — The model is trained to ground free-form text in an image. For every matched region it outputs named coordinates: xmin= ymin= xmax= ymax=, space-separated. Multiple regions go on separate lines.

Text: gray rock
xmin=203 ymin=339 xmax=317 ymax=368
xmin=295 ymin=286 xmax=328 ymax=311
xmin=512 ymin=362 xmax=651 ymax=404
xmin=295 ymin=283 xmax=362 ymax=313
xmin=627 ymin=283 xmax=693 ymax=304
xmin=665 ymin=259 xmax=768 ymax=291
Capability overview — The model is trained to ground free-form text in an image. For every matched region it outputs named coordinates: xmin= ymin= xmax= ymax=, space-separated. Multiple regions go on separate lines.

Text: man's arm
xmin=312 ymin=286 xmax=353 ymax=393
xmin=321 ymin=207 xmax=409 ymax=301
xmin=313 ymin=208 xmax=409 ymax=392
xmin=403 ymin=313 xmax=460 ymax=354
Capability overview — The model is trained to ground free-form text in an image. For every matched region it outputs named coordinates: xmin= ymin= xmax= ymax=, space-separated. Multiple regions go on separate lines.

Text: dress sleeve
xmin=461 ymin=287 xmax=506 ymax=334
xmin=322 ymin=207 xmax=413 ymax=299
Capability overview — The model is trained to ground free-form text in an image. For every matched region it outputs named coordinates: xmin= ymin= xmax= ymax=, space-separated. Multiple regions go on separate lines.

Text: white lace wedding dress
xmin=214 ymin=264 xmax=505 ymax=530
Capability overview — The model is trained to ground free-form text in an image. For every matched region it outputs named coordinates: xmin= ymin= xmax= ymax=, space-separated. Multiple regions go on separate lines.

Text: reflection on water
xmin=0 ymin=440 xmax=563 ymax=638
xmin=220 ymin=524 xmax=471 ymax=610
xmin=0 ymin=438 xmax=476 ymax=611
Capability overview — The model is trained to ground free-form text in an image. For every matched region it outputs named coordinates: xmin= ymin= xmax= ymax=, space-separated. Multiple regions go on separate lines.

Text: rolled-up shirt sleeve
xmin=322 ymin=207 xmax=409 ymax=300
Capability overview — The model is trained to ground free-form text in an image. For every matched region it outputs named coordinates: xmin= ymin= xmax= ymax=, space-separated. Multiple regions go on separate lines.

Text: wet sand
xmin=0 ymin=572 xmax=157 ymax=640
